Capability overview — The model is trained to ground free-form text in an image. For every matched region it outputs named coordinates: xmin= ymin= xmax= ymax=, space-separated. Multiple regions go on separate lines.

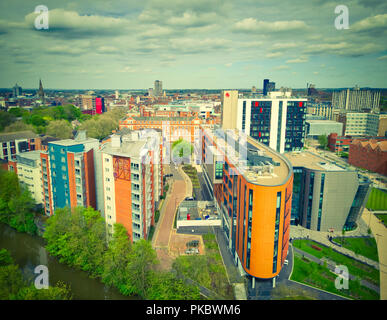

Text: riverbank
xmin=0 ymin=223 xmax=136 ymax=300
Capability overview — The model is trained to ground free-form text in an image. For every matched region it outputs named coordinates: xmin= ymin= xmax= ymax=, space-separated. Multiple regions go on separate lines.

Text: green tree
xmin=43 ymin=206 xmax=107 ymax=278
xmin=15 ymin=281 xmax=72 ymax=300
xmin=318 ymin=134 xmax=328 ymax=149
xmin=102 ymin=224 xmax=132 ymax=294
xmin=0 ymin=249 xmax=14 ymax=266
xmin=30 ymin=114 xmax=47 ymax=127
xmin=8 ymin=187 xmax=37 ymax=235
xmin=46 ymin=120 xmax=73 ymax=139
xmin=125 ymin=239 xmax=158 ymax=298
xmin=147 ymin=272 xmax=201 ymax=300
xmin=0 ymin=264 xmax=24 ymax=299
xmin=8 ymin=107 xmax=24 ymax=118
xmin=3 ymin=121 xmax=35 ymax=133
xmin=0 ymin=111 xmax=16 ymax=131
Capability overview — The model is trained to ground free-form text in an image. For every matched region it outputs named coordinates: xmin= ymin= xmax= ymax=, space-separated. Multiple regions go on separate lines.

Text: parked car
xmin=186 ymin=240 xmax=199 ymax=248
xmin=185 ymin=248 xmax=199 ymax=255
xmin=185 ymin=197 xmax=194 ymax=201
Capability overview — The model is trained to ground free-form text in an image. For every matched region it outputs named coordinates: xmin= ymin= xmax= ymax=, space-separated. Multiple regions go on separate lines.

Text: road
xmin=152 ymin=165 xmax=187 ymax=269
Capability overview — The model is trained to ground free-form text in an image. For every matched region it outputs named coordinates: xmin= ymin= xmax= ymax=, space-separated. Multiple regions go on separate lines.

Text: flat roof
xmin=285 ymin=151 xmax=348 ymax=171
xmin=0 ymin=131 xmax=38 ymax=142
xmin=202 ymin=127 xmax=291 ymax=186
xmin=102 ymin=139 xmax=147 ymax=158
xmin=16 ymin=150 xmax=42 ymax=161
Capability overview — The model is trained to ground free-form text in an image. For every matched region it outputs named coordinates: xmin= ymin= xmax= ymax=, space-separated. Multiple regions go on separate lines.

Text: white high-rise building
xmin=221 ymin=90 xmax=307 ymax=153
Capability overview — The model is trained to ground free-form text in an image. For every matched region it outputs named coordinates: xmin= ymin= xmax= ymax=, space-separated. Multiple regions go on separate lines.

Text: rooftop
xmin=202 ymin=126 xmax=291 ymax=186
xmin=285 ymin=151 xmax=349 ymax=171
xmin=0 ymin=130 xmax=38 ymax=142
xmin=16 ymin=150 xmax=42 ymax=161
xmin=102 ymin=139 xmax=147 ymax=158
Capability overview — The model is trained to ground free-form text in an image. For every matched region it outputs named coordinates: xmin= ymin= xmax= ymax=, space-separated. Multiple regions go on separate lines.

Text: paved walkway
xmin=362 ymin=209 xmax=387 ymax=300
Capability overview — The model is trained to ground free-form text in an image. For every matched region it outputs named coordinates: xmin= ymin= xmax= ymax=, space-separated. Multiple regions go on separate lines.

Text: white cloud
xmin=24 ymin=8 xmax=130 ymax=37
xmin=232 ymin=18 xmax=308 ymax=33
xmin=352 ymin=14 xmax=387 ymax=33
xmin=266 ymin=52 xmax=283 ymax=58
xmin=273 ymin=65 xmax=290 ymax=70
xmin=286 ymin=56 xmax=308 ymax=63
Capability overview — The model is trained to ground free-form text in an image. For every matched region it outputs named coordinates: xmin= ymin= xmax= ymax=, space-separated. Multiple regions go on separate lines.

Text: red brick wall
xmin=349 ymin=143 xmax=387 ymax=175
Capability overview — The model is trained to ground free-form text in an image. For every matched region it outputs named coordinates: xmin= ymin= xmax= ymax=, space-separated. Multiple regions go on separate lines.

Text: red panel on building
xmin=95 ymin=97 xmax=104 ymax=114
xmin=255 ymin=101 xmax=259 ymax=107
xmin=298 ymin=102 xmax=303 ymax=107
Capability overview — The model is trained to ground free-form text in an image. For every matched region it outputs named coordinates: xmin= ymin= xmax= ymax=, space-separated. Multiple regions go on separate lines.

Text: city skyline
xmin=0 ymin=0 xmax=386 ymax=89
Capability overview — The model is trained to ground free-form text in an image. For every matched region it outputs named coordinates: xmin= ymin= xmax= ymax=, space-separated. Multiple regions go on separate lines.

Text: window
xmin=273 ymin=192 xmax=281 ymax=273
xmin=246 ymin=189 xmax=253 ymax=269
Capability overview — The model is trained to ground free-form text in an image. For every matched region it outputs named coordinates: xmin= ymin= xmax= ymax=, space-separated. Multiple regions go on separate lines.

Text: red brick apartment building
xmin=349 ymin=139 xmax=387 ymax=176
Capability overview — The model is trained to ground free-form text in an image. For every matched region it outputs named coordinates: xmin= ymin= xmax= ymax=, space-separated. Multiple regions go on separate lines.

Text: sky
xmin=0 ymin=0 xmax=386 ymax=90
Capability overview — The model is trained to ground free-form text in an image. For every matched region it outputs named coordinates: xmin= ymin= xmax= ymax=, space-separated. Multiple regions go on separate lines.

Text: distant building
xmin=12 ymin=83 xmax=22 ymax=97
xmin=119 ymin=115 xmax=202 ymax=145
xmin=221 ymin=90 xmax=307 ymax=153
xmin=332 ymin=88 xmax=380 ymax=112
xmin=328 ymin=133 xmax=353 ymax=153
xmin=337 ymin=111 xmax=379 ymax=136
xmin=263 ymin=79 xmax=275 ymax=96
xmin=38 ymin=79 xmax=45 ymax=104
xmin=349 ymin=139 xmax=387 ymax=176
xmin=0 ymin=131 xmax=41 ymax=161
xmin=306 ymin=102 xmax=333 ymax=119
xmin=307 ymin=84 xmax=318 ymax=96
xmin=286 ymin=151 xmax=371 ymax=231
xmin=305 ymin=120 xmax=343 ymax=139
xmin=378 ymin=114 xmax=387 ymax=137
xmin=154 ymin=80 xmax=163 ymax=96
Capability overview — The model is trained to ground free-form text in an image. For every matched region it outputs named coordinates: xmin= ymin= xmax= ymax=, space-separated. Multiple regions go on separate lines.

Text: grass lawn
xmin=291 ymin=254 xmax=379 ymax=300
xmin=292 ymin=239 xmax=380 ymax=286
xmin=375 ymin=214 xmax=387 ymax=227
xmin=334 ymin=237 xmax=379 ymax=262
xmin=366 ymin=188 xmax=387 ymax=211
xmin=182 ymin=165 xmax=200 ymax=189
xmin=172 ymin=233 xmax=234 ymax=299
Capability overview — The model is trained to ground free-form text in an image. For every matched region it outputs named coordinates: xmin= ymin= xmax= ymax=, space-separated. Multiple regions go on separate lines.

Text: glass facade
xmin=246 ymin=189 xmax=253 ymax=269
xmin=291 ymin=168 xmax=303 ymax=225
xmin=249 ymin=101 xmax=272 ymax=146
xmin=273 ymin=192 xmax=281 ymax=274
xmin=306 ymin=172 xmax=314 ymax=229
xmin=317 ymin=173 xmax=325 ymax=231
xmin=285 ymin=101 xmax=306 ymax=151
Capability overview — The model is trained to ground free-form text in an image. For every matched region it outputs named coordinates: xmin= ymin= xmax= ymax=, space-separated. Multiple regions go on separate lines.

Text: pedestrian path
xmin=290 ymin=223 xmax=379 ymax=270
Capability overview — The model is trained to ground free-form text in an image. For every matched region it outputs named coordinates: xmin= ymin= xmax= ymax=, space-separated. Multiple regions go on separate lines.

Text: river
xmin=0 ymin=223 xmax=137 ymax=300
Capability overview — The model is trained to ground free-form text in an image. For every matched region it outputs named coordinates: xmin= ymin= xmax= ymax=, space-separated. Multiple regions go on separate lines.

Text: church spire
xmin=38 ymin=78 xmax=45 ymax=104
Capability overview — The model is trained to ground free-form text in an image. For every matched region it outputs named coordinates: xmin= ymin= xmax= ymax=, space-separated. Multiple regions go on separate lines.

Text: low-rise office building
xmin=285 ymin=151 xmax=371 ymax=231
xmin=305 ymin=120 xmax=343 ymax=139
